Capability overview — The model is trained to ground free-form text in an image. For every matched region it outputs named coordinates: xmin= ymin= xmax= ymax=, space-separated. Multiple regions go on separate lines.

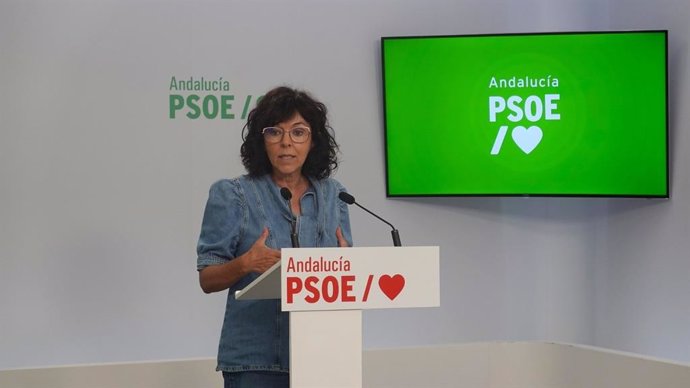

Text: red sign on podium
xmin=281 ymin=246 xmax=440 ymax=312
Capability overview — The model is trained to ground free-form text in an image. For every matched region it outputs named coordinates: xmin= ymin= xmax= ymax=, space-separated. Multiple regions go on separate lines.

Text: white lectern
xmin=236 ymin=246 xmax=439 ymax=388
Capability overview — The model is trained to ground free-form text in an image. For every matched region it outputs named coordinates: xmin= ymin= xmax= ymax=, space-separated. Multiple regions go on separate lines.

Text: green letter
xmin=221 ymin=95 xmax=235 ymax=119
xmin=186 ymin=95 xmax=201 ymax=119
xmin=202 ymin=95 xmax=219 ymax=119
xmin=169 ymin=95 xmax=184 ymax=118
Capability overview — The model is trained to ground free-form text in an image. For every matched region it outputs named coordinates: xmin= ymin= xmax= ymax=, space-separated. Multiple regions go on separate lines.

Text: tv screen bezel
xmin=380 ymin=30 xmax=670 ymax=199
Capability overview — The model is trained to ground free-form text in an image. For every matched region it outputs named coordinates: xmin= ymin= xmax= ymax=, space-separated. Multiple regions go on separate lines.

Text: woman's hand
xmin=242 ymin=227 xmax=281 ymax=273
xmin=199 ymin=227 xmax=280 ymax=293
xmin=336 ymin=226 xmax=349 ymax=247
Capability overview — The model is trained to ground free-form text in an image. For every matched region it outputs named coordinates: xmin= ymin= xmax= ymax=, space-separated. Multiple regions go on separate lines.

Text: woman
xmin=196 ymin=86 xmax=352 ymax=387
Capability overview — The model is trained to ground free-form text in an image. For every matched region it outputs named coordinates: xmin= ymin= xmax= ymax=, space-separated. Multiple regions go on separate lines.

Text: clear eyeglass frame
xmin=261 ymin=126 xmax=312 ymax=144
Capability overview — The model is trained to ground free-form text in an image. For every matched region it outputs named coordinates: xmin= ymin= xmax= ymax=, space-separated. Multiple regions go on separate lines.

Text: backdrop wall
xmin=1 ymin=0 xmax=688 ymax=370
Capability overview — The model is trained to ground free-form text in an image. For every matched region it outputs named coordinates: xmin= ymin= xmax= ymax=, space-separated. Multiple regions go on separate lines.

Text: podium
xmin=235 ymin=246 xmax=439 ymax=388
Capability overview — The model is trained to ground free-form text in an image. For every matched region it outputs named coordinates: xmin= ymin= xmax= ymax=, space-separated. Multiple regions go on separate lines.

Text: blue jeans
xmin=222 ymin=371 xmax=289 ymax=388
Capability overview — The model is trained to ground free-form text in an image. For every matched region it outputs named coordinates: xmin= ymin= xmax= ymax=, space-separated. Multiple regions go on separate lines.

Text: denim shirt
xmin=197 ymin=174 xmax=352 ymax=373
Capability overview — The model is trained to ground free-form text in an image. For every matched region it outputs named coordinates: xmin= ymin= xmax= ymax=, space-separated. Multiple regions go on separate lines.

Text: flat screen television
xmin=381 ymin=31 xmax=669 ymax=197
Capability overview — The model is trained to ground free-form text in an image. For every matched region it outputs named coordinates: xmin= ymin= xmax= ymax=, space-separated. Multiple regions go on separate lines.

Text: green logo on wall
xmin=168 ymin=76 xmax=261 ymax=120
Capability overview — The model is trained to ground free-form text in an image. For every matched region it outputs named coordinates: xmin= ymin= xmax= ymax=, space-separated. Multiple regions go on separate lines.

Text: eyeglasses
xmin=262 ymin=126 xmax=312 ymax=144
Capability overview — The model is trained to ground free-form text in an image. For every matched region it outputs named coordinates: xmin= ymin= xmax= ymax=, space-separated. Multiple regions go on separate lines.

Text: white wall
xmin=593 ymin=0 xmax=690 ymax=362
xmin=1 ymin=0 xmax=688 ymax=370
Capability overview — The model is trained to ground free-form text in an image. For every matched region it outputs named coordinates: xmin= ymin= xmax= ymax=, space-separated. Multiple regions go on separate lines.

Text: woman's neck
xmin=271 ymin=173 xmax=310 ymax=216
xmin=271 ymin=172 xmax=308 ymax=192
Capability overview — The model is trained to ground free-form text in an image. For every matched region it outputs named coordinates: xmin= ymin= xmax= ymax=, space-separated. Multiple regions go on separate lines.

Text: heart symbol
xmin=511 ymin=125 xmax=543 ymax=154
xmin=378 ymin=274 xmax=405 ymax=300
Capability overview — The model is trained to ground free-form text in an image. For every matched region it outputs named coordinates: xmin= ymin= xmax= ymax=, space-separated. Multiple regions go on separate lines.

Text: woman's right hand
xmin=242 ymin=227 xmax=281 ymax=274
xmin=199 ymin=227 xmax=280 ymax=293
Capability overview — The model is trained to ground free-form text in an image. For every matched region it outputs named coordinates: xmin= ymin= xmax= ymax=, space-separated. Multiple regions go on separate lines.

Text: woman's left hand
xmin=336 ymin=226 xmax=349 ymax=247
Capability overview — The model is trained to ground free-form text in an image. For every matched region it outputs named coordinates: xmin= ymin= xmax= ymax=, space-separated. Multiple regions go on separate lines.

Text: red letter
xmin=304 ymin=276 xmax=320 ymax=303
xmin=286 ymin=277 xmax=302 ymax=304
xmin=341 ymin=275 xmax=356 ymax=302
xmin=322 ymin=276 xmax=339 ymax=303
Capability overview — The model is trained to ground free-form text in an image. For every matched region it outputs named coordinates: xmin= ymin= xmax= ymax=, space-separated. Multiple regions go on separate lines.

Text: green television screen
xmin=382 ymin=31 xmax=669 ymax=197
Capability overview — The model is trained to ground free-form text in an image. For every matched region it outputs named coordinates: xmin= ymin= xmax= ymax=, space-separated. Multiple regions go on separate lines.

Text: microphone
xmin=280 ymin=187 xmax=300 ymax=248
xmin=280 ymin=187 xmax=292 ymax=201
xmin=338 ymin=192 xmax=402 ymax=247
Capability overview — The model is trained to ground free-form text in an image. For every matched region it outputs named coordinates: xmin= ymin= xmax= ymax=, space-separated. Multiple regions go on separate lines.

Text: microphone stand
xmin=280 ymin=187 xmax=300 ymax=248
xmin=352 ymin=202 xmax=402 ymax=247
xmin=338 ymin=192 xmax=402 ymax=247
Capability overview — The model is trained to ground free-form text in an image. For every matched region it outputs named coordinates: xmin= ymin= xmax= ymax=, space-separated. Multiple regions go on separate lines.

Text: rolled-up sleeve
xmin=336 ymin=182 xmax=354 ymax=247
xmin=196 ymin=179 xmax=244 ymax=271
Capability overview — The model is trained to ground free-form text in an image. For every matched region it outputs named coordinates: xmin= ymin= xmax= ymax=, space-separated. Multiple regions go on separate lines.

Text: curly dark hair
xmin=241 ymin=86 xmax=340 ymax=180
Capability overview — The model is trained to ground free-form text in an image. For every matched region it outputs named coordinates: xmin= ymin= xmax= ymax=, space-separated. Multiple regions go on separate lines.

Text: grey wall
xmin=1 ymin=0 xmax=688 ymax=370
xmin=594 ymin=0 xmax=690 ymax=362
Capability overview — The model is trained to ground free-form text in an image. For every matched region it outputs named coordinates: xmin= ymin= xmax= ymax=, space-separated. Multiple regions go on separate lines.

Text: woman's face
xmin=264 ymin=112 xmax=313 ymax=178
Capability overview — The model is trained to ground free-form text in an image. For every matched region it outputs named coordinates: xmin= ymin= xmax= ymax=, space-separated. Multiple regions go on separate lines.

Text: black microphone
xmin=280 ymin=187 xmax=300 ymax=248
xmin=338 ymin=192 xmax=402 ymax=247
